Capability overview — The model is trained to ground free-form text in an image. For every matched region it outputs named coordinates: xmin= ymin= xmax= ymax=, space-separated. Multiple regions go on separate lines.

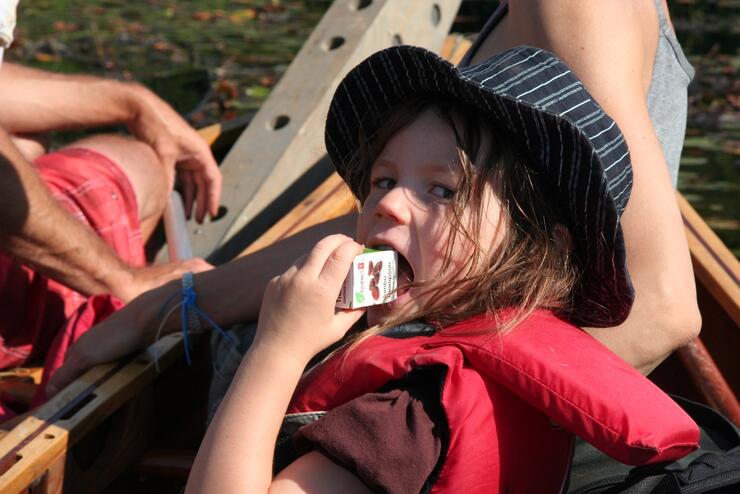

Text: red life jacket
xmin=287 ymin=310 xmax=699 ymax=493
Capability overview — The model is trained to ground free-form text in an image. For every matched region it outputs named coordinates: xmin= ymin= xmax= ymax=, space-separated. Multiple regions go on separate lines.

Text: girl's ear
xmin=553 ymin=224 xmax=573 ymax=256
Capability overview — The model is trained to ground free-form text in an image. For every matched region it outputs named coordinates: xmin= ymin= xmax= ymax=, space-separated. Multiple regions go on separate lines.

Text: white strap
xmin=0 ymin=0 xmax=18 ymax=49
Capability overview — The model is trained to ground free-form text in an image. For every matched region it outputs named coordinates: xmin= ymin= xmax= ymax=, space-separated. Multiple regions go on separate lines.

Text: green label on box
xmin=355 ymin=292 xmax=365 ymax=303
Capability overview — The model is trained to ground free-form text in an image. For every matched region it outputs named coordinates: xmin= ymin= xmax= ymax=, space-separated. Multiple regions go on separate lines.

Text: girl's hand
xmin=254 ymin=234 xmax=365 ymax=363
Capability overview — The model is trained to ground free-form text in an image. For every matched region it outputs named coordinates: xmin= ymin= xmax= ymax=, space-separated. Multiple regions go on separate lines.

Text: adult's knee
xmin=65 ymin=134 xmax=170 ymax=220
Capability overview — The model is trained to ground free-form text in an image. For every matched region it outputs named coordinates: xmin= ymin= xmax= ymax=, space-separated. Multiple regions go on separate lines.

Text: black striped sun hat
xmin=325 ymin=45 xmax=634 ymax=327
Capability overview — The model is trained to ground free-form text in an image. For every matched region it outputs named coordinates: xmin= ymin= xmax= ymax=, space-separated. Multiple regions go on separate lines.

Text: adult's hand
xmin=47 ymin=254 xmax=211 ymax=396
xmin=127 ymin=84 xmax=222 ymax=223
xmin=45 ymin=284 xmax=165 ymax=397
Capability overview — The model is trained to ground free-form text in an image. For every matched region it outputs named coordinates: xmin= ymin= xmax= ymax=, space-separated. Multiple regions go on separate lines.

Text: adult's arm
xmin=0 ymin=129 xmax=210 ymax=302
xmin=0 ymin=62 xmax=143 ymax=134
xmin=46 ymin=213 xmax=357 ymax=395
xmin=469 ymin=0 xmax=700 ymax=373
xmin=0 ymin=62 xmax=221 ymax=220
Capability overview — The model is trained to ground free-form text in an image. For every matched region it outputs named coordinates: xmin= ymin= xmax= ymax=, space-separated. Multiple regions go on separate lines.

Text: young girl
xmin=189 ymin=45 xmax=698 ymax=493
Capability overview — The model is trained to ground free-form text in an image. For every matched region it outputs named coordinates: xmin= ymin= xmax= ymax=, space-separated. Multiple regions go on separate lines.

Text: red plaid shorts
xmin=0 ymin=148 xmax=145 ymax=369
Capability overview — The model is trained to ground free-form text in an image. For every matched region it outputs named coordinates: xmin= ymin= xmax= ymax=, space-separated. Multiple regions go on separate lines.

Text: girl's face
xmin=356 ymin=109 xmax=506 ymax=326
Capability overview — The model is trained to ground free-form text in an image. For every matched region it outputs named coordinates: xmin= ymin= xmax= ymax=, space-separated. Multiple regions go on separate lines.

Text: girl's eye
xmin=430 ymin=184 xmax=455 ymax=199
xmin=373 ymin=177 xmax=396 ymax=189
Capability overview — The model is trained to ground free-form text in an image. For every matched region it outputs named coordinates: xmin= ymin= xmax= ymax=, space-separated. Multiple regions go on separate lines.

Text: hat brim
xmin=326 ymin=45 xmax=633 ymax=327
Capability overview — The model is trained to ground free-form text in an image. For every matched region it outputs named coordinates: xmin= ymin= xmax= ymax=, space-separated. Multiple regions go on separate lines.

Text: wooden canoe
xmin=0 ymin=12 xmax=737 ymax=494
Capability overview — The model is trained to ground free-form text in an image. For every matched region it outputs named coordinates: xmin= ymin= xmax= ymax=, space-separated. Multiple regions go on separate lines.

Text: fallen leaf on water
xmin=127 ymin=22 xmax=146 ymax=34
xmin=246 ymin=85 xmax=270 ymax=99
xmin=216 ymin=79 xmax=239 ymax=100
xmin=264 ymin=0 xmax=285 ymax=13
xmin=229 ymin=8 xmax=257 ymax=24
xmin=34 ymin=52 xmax=58 ymax=63
xmin=53 ymin=21 xmax=79 ymax=33
xmin=189 ymin=111 xmax=206 ymax=125
xmin=153 ymin=41 xmax=174 ymax=52
xmin=722 ymin=140 xmax=740 ymax=155
xmin=260 ymin=74 xmax=278 ymax=87
xmin=728 ymin=94 xmax=740 ymax=110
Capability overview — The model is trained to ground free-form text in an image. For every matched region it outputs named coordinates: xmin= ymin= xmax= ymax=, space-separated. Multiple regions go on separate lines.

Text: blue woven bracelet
xmin=156 ymin=272 xmax=235 ymax=366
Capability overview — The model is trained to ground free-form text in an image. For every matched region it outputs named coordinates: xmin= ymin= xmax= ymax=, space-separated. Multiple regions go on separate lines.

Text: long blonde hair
xmin=340 ymin=96 xmax=579 ymax=348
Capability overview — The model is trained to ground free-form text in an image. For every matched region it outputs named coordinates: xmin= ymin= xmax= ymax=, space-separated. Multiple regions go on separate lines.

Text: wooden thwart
xmin=678 ymin=193 xmax=740 ymax=327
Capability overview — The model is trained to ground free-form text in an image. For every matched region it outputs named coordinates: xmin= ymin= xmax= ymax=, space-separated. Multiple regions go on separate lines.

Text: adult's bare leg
xmin=62 ymin=134 xmax=169 ymax=242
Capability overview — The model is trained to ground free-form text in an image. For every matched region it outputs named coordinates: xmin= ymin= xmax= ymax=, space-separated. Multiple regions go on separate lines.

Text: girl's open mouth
xmin=396 ymin=253 xmax=414 ymax=295
xmin=372 ymin=244 xmax=415 ymax=300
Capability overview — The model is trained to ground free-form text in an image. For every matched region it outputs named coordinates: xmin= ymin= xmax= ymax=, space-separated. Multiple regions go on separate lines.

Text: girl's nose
xmin=374 ymin=185 xmax=413 ymax=224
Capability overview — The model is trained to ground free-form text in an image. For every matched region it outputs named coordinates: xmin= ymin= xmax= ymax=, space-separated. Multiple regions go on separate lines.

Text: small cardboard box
xmin=336 ymin=248 xmax=397 ymax=309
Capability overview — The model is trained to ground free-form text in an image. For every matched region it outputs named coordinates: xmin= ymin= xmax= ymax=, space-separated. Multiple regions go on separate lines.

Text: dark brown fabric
xmin=294 ymin=388 xmax=441 ymax=494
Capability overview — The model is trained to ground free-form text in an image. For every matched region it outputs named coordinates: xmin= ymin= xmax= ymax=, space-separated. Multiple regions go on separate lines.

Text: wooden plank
xmin=196 ymin=122 xmax=222 ymax=148
xmin=42 ymin=452 xmax=65 ymax=494
xmin=196 ymin=113 xmax=252 ymax=150
xmin=0 ymin=335 xmax=184 ymax=493
xmin=678 ymin=193 xmax=740 ymax=328
xmin=0 ymin=422 xmax=68 ymax=494
xmin=444 ymin=34 xmax=472 ymax=65
xmin=675 ymin=191 xmax=739 ymax=422
xmin=0 ymin=368 xmax=44 ymax=413
xmin=240 ymin=173 xmax=355 ymax=257
xmin=188 ymin=0 xmax=463 ymax=261
xmin=55 ymin=336 xmax=183 ymax=443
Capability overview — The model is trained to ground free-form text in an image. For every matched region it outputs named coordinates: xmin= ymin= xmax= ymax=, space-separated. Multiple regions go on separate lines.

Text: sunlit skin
xmin=356 ymin=109 xmax=506 ymax=326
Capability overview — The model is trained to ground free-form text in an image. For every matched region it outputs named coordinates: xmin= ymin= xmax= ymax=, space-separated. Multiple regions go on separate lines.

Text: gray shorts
xmin=207 ymin=322 xmax=258 ymax=424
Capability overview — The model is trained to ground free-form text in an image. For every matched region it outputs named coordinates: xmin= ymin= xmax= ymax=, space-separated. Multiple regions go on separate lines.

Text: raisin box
xmin=336 ymin=248 xmax=398 ymax=309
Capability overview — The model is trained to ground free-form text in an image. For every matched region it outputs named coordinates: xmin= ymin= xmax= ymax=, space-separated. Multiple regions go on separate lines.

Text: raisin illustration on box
xmin=336 ymin=248 xmax=398 ymax=309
